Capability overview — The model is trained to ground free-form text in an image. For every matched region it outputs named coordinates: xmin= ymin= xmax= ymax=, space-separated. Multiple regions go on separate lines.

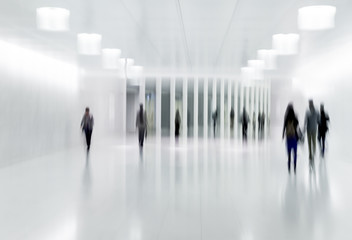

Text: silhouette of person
xmin=304 ymin=100 xmax=319 ymax=167
xmin=252 ymin=112 xmax=256 ymax=138
xmin=175 ymin=109 xmax=181 ymax=139
xmin=318 ymin=104 xmax=330 ymax=157
xmin=230 ymin=108 xmax=235 ymax=130
xmin=136 ymin=104 xmax=147 ymax=147
xmin=81 ymin=107 xmax=94 ymax=151
xmin=212 ymin=109 xmax=218 ymax=138
xmin=241 ymin=107 xmax=249 ymax=142
xmin=282 ymin=103 xmax=300 ymax=173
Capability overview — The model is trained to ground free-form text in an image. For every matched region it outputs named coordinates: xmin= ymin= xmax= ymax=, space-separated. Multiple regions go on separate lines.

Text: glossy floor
xmin=0 ymin=136 xmax=350 ymax=240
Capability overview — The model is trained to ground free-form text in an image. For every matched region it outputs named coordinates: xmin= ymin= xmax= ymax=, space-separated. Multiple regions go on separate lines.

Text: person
xmin=212 ymin=109 xmax=218 ymax=138
xmin=241 ymin=107 xmax=249 ymax=142
xmin=261 ymin=112 xmax=265 ymax=136
xmin=318 ymin=104 xmax=330 ymax=157
xmin=230 ymin=108 xmax=235 ymax=130
xmin=81 ymin=107 xmax=94 ymax=151
xmin=175 ymin=109 xmax=181 ymax=139
xmin=136 ymin=104 xmax=147 ymax=147
xmin=304 ymin=99 xmax=319 ymax=167
xmin=258 ymin=113 xmax=262 ymax=137
xmin=282 ymin=103 xmax=300 ymax=173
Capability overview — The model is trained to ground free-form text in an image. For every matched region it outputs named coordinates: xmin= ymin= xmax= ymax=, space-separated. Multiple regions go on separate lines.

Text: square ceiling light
xmin=241 ymin=67 xmax=256 ymax=82
xmin=257 ymin=49 xmax=277 ymax=70
xmin=130 ymin=66 xmax=144 ymax=78
xmin=298 ymin=5 xmax=336 ymax=31
xmin=77 ymin=33 xmax=102 ymax=55
xmin=272 ymin=34 xmax=300 ymax=55
xmin=36 ymin=7 xmax=70 ymax=31
xmin=248 ymin=60 xmax=265 ymax=80
xmin=102 ymin=48 xmax=121 ymax=69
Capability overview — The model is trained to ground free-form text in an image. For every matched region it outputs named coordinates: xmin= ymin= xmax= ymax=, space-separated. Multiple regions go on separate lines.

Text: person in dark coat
xmin=318 ymin=104 xmax=330 ymax=157
xmin=175 ymin=109 xmax=181 ymax=139
xmin=81 ymin=107 xmax=94 ymax=151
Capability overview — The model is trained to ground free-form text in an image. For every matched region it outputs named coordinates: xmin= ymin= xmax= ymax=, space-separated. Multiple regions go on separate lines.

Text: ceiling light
xmin=36 ymin=7 xmax=70 ymax=31
xmin=272 ymin=34 xmax=300 ymax=55
xmin=257 ymin=49 xmax=277 ymax=70
xmin=77 ymin=33 xmax=102 ymax=55
xmin=298 ymin=5 xmax=336 ymax=31
xmin=102 ymin=48 xmax=121 ymax=69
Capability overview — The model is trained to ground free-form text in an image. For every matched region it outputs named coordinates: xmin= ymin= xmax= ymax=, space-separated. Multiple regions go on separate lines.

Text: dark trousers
xmin=242 ymin=125 xmax=248 ymax=141
xmin=287 ymin=137 xmax=297 ymax=172
xmin=138 ymin=128 xmax=145 ymax=147
xmin=85 ymin=129 xmax=92 ymax=149
xmin=318 ymin=132 xmax=326 ymax=156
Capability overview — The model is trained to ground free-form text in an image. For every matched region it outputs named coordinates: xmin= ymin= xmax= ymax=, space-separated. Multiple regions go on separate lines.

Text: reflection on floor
xmin=0 ymin=136 xmax=350 ymax=240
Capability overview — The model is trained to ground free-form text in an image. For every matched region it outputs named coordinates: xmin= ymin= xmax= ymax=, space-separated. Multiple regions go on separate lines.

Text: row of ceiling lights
xmin=36 ymin=7 xmax=143 ymax=75
xmin=241 ymin=4 xmax=336 ymax=81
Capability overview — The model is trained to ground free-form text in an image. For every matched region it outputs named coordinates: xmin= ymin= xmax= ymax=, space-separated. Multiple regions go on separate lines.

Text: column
xmin=239 ymin=82 xmax=244 ymax=141
xmin=194 ymin=77 xmax=199 ymax=139
xmin=182 ymin=77 xmax=188 ymax=140
xmin=156 ymin=77 xmax=162 ymax=139
xmin=139 ymin=77 xmax=145 ymax=106
xmin=227 ymin=79 xmax=232 ymax=139
xmin=234 ymin=80 xmax=238 ymax=139
xmin=255 ymin=83 xmax=259 ymax=141
xmin=170 ymin=77 xmax=175 ymax=141
xmin=220 ymin=78 xmax=225 ymax=138
xmin=251 ymin=85 xmax=255 ymax=139
xmin=203 ymin=78 xmax=208 ymax=139
xmin=122 ymin=75 xmax=127 ymax=140
xmin=267 ymin=79 xmax=271 ymax=137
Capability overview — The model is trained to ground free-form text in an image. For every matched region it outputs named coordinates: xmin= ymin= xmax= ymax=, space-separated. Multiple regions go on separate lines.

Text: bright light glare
xmin=298 ymin=5 xmax=336 ymax=31
xmin=0 ymin=40 xmax=78 ymax=91
xmin=257 ymin=49 xmax=277 ymax=70
xmin=36 ymin=7 xmax=70 ymax=31
xmin=248 ymin=60 xmax=265 ymax=80
xmin=77 ymin=33 xmax=102 ymax=55
xmin=102 ymin=48 xmax=121 ymax=69
xmin=272 ymin=34 xmax=300 ymax=55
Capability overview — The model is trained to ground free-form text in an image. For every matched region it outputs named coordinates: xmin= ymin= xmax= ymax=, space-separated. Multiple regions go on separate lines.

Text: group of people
xmin=282 ymin=100 xmax=330 ymax=173
xmin=240 ymin=107 xmax=266 ymax=142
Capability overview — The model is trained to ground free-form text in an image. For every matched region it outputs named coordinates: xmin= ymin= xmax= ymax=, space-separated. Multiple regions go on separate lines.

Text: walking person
xmin=136 ymin=104 xmax=147 ymax=147
xmin=81 ymin=107 xmax=94 ymax=151
xmin=304 ymin=100 xmax=319 ymax=168
xmin=212 ymin=109 xmax=218 ymax=138
xmin=318 ymin=104 xmax=330 ymax=157
xmin=241 ymin=107 xmax=249 ymax=142
xmin=175 ymin=109 xmax=181 ymax=140
xmin=282 ymin=104 xmax=300 ymax=174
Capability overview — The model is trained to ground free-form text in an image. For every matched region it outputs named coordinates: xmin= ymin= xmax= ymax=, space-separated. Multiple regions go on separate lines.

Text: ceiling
xmin=0 ymin=0 xmax=348 ymax=76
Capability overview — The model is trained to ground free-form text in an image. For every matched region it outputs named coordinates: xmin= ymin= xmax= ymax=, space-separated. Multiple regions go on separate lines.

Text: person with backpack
xmin=282 ymin=103 xmax=300 ymax=173
xmin=318 ymin=104 xmax=330 ymax=157
xmin=136 ymin=103 xmax=147 ymax=147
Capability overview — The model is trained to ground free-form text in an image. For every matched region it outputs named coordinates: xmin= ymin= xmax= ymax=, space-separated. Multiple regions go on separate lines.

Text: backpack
xmin=286 ymin=120 xmax=296 ymax=138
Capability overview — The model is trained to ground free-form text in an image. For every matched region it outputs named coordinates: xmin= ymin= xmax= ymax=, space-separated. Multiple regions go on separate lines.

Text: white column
xmin=183 ymin=77 xmax=188 ymax=140
xmin=194 ymin=77 xmax=199 ymax=139
xmin=234 ymin=80 xmax=238 ymax=139
xmin=251 ymin=85 xmax=255 ymax=139
xmin=264 ymin=80 xmax=269 ymax=138
xmin=220 ymin=78 xmax=225 ymax=138
xmin=156 ymin=77 xmax=162 ymax=139
xmin=246 ymin=85 xmax=250 ymax=114
xmin=203 ymin=78 xmax=208 ymax=139
xmin=139 ymin=77 xmax=145 ymax=106
xmin=227 ymin=79 xmax=232 ymax=139
xmin=239 ymin=82 xmax=244 ymax=141
xmin=170 ymin=77 xmax=175 ymax=141
xmin=122 ymin=76 xmax=127 ymax=140
xmin=212 ymin=78 xmax=217 ymax=112
xmin=255 ymin=83 xmax=259 ymax=141
xmin=267 ymin=79 xmax=271 ymax=137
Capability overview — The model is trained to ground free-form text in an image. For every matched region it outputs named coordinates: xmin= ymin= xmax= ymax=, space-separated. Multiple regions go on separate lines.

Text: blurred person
xmin=212 ymin=109 xmax=218 ymax=138
xmin=136 ymin=104 xmax=147 ymax=147
xmin=240 ymin=107 xmax=249 ymax=142
xmin=318 ymin=104 xmax=330 ymax=157
xmin=230 ymin=108 xmax=235 ymax=130
xmin=175 ymin=109 xmax=181 ymax=139
xmin=304 ymin=99 xmax=319 ymax=167
xmin=81 ymin=107 xmax=94 ymax=151
xmin=282 ymin=103 xmax=301 ymax=173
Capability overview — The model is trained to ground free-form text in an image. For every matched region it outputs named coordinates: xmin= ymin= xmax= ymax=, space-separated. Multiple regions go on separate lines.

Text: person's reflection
xmin=82 ymin=152 xmax=92 ymax=197
xmin=139 ymin=146 xmax=143 ymax=162
xmin=283 ymin=176 xmax=301 ymax=224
